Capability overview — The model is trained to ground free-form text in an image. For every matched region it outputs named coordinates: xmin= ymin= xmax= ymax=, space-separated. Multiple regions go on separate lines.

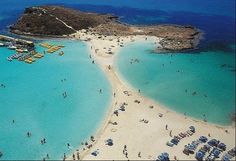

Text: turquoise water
xmin=0 ymin=40 xmax=111 ymax=160
xmin=116 ymin=41 xmax=235 ymax=125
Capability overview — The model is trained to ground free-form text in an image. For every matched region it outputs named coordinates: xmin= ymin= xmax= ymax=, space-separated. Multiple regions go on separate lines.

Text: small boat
xmin=7 ymin=57 xmax=13 ymax=61
xmin=34 ymin=53 xmax=44 ymax=58
xmin=8 ymin=45 xmax=17 ymax=50
xmin=27 ymin=57 xmax=35 ymax=62
xmin=16 ymin=48 xmax=24 ymax=53
xmin=12 ymin=53 xmax=22 ymax=59
xmin=0 ymin=42 xmax=4 ymax=47
xmin=23 ymin=49 xmax=28 ymax=53
xmin=24 ymin=59 xmax=32 ymax=64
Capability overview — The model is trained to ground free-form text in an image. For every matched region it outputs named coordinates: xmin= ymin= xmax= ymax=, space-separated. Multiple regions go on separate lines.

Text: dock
xmin=40 ymin=42 xmax=64 ymax=53
xmin=0 ymin=36 xmax=65 ymax=64
xmin=0 ymin=34 xmax=34 ymax=48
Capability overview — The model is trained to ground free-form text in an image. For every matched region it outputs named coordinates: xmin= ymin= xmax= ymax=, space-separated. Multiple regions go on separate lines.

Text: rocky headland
xmin=10 ymin=6 xmax=201 ymax=51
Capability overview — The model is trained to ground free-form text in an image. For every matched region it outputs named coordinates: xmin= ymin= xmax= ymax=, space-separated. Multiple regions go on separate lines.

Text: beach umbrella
xmin=189 ymin=126 xmax=195 ymax=132
xmin=106 ymin=138 xmax=113 ymax=146
xmin=196 ymin=151 xmax=204 ymax=160
xmin=222 ymin=155 xmax=230 ymax=161
xmin=157 ymin=154 xmax=165 ymax=161
xmin=218 ymin=143 xmax=226 ymax=150
xmin=213 ymin=149 xmax=220 ymax=157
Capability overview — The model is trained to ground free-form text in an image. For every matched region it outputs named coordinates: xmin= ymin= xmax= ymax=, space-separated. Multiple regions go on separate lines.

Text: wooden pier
xmin=0 ymin=34 xmax=34 ymax=48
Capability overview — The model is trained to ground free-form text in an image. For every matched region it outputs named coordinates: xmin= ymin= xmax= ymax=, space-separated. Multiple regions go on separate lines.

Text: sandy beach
xmin=69 ymin=30 xmax=235 ymax=160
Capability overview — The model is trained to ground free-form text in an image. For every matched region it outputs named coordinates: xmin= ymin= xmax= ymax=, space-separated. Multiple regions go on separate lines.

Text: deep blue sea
xmin=0 ymin=0 xmax=235 ymax=159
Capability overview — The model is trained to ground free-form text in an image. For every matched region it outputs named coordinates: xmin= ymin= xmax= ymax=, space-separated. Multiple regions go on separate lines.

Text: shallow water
xmin=116 ymin=40 xmax=235 ymax=125
xmin=0 ymin=0 xmax=235 ymax=159
xmin=0 ymin=40 xmax=111 ymax=159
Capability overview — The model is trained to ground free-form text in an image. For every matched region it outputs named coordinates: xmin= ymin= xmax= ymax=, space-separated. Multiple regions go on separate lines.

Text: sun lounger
xmin=174 ymin=136 xmax=181 ymax=140
xmin=166 ymin=141 xmax=174 ymax=147
xmin=187 ymin=130 xmax=193 ymax=136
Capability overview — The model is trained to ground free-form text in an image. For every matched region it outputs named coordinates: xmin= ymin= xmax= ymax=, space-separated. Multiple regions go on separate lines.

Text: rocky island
xmin=10 ymin=6 xmax=201 ymax=51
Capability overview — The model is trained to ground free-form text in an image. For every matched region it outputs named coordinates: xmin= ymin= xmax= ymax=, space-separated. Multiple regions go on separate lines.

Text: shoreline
xmin=68 ymin=31 xmax=235 ymax=160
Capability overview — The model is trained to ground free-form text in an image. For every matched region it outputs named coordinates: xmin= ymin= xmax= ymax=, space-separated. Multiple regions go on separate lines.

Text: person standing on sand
xmin=125 ymin=151 xmax=128 ymax=158
xmin=165 ymin=124 xmax=168 ymax=130
xmin=63 ymin=153 xmax=66 ymax=160
xmin=174 ymin=156 xmax=177 ymax=160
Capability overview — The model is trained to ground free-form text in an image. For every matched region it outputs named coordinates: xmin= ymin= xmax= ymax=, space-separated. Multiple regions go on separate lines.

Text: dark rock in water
xmin=10 ymin=6 xmax=201 ymax=51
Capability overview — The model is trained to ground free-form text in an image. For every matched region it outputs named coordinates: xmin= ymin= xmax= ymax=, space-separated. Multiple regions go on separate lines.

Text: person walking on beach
xmin=124 ymin=145 xmax=127 ymax=150
xmin=165 ymin=124 xmax=168 ymax=130
xmin=125 ymin=151 xmax=128 ymax=158
xmin=77 ymin=152 xmax=80 ymax=160
xmin=169 ymin=130 xmax=172 ymax=137
xmin=138 ymin=152 xmax=141 ymax=158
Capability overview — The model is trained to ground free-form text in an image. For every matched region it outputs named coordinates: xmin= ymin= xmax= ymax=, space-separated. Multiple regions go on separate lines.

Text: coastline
xmin=69 ymin=31 xmax=235 ymax=160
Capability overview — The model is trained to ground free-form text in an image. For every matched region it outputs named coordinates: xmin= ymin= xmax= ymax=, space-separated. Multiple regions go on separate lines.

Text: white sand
xmin=69 ymin=30 xmax=235 ymax=160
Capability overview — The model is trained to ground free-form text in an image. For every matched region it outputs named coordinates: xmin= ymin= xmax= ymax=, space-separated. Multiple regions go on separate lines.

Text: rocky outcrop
xmin=10 ymin=6 xmax=117 ymax=36
xmin=10 ymin=6 xmax=201 ymax=51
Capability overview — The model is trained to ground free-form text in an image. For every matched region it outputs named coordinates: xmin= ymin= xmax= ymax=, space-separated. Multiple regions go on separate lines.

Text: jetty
xmin=0 ymin=34 xmax=34 ymax=49
xmin=0 ymin=35 xmax=65 ymax=64
xmin=40 ymin=42 xmax=64 ymax=53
